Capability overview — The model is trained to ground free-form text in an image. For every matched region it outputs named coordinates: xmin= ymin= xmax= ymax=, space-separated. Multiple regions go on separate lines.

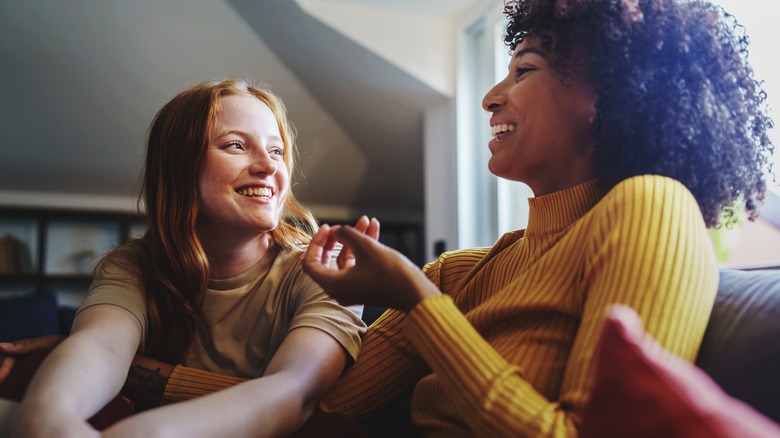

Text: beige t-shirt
xmin=78 ymin=246 xmax=365 ymax=378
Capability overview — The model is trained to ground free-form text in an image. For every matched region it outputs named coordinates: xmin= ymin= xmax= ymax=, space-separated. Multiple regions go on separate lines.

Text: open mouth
xmin=236 ymin=187 xmax=272 ymax=200
xmin=491 ymin=123 xmax=516 ymax=142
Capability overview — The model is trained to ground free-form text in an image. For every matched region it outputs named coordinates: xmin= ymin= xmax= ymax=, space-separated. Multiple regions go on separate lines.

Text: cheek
xmin=277 ymin=166 xmax=290 ymax=190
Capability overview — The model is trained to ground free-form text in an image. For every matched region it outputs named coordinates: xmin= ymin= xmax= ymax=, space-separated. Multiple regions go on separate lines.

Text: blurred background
xmin=1 ymin=0 xmax=778 ymax=338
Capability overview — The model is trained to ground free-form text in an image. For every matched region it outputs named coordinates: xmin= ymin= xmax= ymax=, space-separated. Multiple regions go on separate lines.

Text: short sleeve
xmin=289 ymin=259 xmax=366 ymax=362
xmin=77 ymin=260 xmax=147 ymax=345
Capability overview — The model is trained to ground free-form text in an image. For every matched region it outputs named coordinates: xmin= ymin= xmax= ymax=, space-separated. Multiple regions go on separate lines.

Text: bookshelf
xmin=0 ymin=209 xmax=424 ymax=309
xmin=321 ymin=218 xmax=425 ymax=267
xmin=0 ymin=208 xmax=145 ymax=306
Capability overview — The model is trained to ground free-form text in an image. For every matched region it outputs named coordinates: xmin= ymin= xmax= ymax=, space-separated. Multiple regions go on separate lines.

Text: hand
xmin=304 ymin=224 xmax=440 ymax=312
xmin=334 ymin=215 xmax=380 ymax=269
xmin=0 ymin=334 xmax=65 ymax=383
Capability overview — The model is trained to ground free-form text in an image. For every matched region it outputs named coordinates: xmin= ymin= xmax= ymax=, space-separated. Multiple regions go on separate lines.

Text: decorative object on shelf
xmin=67 ymin=249 xmax=97 ymax=275
xmin=0 ymin=234 xmax=34 ymax=275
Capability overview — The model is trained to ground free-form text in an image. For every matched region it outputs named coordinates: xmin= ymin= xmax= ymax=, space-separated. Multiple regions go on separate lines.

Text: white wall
xmin=296 ymin=0 xmax=457 ymax=97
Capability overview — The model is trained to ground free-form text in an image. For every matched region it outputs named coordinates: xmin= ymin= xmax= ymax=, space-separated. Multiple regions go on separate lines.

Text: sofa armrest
xmin=695 ymin=269 xmax=780 ymax=423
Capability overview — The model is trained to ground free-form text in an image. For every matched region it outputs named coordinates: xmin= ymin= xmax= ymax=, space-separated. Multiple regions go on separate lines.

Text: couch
xmin=2 ymin=269 xmax=779 ymax=436
xmin=359 ymin=268 xmax=780 ymax=436
xmin=695 ymin=268 xmax=780 ymax=423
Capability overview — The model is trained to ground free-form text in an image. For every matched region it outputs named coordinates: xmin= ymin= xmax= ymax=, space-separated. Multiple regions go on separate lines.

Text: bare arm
xmin=11 ymin=305 xmax=142 ymax=438
xmin=103 ymin=327 xmax=347 ymax=438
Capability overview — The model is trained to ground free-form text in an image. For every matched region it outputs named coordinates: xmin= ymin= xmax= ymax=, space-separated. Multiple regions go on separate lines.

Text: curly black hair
xmin=503 ymin=0 xmax=774 ymax=227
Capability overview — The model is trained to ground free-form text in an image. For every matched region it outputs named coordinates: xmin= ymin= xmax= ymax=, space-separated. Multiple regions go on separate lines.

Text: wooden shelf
xmin=0 ymin=207 xmax=144 ymax=300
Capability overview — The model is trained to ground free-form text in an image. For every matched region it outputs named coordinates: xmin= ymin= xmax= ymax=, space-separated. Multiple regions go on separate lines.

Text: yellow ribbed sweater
xmin=161 ymin=175 xmax=718 ymax=437
xmin=321 ymin=175 xmax=719 ymax=437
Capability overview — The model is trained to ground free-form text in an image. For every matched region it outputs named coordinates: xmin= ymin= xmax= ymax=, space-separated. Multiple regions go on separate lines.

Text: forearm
xmin=324 ymin=308 xmax=426 ymax=418
xmin=111 ymin=328 xmax=347 ymax=437
xmin=30 ymin=337 xmax=128 ymax=410
xmin=108 ymin=371 xmax=312 ymax=437
xmin=13 ymin=305 xmax=141 ymax=437
xmin=14 ymin=335 xmax=130 ymax=436
xmin=404 ymin=295 xmax=574 ymax=437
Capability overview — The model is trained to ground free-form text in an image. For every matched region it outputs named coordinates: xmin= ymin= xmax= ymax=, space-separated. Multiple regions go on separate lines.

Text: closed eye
xmin=514 ymin=67 xmax=535 ymax=81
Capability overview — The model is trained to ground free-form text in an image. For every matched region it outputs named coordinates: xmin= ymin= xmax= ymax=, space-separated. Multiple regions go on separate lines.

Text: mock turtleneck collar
xmin=524 ymin=180 xmax=603 ymax=237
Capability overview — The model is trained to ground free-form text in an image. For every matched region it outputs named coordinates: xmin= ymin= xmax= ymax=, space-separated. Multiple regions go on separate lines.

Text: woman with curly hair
xmin=5 ymin=0 xmax=771 ymax=436
xmin=301 ymin=0 xmax=774 ymax=436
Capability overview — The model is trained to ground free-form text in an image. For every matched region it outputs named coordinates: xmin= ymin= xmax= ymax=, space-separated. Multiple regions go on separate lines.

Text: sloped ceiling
xmin=227 ymin=0 xmax=448 ymax=217
xmin=0 ymin=0 xmax=448 ymax=221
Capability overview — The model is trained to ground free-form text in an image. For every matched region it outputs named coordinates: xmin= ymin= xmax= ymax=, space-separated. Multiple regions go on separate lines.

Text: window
xmin=456 ymin=1 xmax=779 ymax=267
xmin=713 ymin=0 xmax=779 ymax=193
xmin=710 ymin=0 xmax=780 ymax=268
xmin=456 ymin=1 xmax=529 ymax=250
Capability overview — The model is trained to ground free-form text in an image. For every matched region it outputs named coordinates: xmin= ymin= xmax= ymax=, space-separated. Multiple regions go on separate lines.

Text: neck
xmin=200 ymin=231 xmax=274 ymax=280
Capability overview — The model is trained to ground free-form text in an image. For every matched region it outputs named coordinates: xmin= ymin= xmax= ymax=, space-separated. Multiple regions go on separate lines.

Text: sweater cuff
xmin=162 ymin=365 xmax=248 ymax=404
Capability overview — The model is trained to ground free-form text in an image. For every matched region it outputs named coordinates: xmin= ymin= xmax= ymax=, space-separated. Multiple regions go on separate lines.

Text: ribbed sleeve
xmin=405 ymin=295 xmax=565 ymax=436
xmin=322 ymin=307 xmax=431 ymax=416
xmin=325 ymin=175 xmax=718 ymax=437
xmin=162 ymin=365 xmax=247 ymax=404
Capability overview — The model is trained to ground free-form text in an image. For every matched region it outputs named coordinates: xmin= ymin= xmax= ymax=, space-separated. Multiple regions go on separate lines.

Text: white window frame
xmin=455 ymin=2 xmax=531 ymax=250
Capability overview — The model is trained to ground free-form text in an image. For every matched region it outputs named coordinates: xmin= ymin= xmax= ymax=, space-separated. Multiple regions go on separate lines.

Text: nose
xmin=249 ymin=150 xmax=277 ymax=175
xmin=482 ymin=81 xmax=506 ymax=112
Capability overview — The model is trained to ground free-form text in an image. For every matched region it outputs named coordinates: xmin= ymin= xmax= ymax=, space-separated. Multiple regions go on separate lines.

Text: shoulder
xmin=604 ymin=174 xmax=692 ymax=202
xmin=425 ymin=230 xmax=520 ymax=271
xmin=94 ymin=240 xmax=146 ymax=282
xmin=586 ymin=175 xmax=707 ymax=244
xmin=597 ymin=175 xmax=699 ymax=217
xmin=423 ymin=246 xmax=493 ymax=273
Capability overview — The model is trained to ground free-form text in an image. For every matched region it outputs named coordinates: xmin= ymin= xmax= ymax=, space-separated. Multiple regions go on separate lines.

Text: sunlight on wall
xmin=714 ymin=0 xmax=780 ymax=193
xmin=710 ymin=0 xmax=780 ymax=267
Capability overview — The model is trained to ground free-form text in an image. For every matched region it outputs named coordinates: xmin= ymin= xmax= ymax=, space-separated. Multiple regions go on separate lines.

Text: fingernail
xmin=0 ymin=343 xmax=12 ymax=349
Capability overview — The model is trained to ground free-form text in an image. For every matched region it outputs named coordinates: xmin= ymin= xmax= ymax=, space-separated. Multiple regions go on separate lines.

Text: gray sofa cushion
xmin=695 ymin=269 xmax=780 ymax=423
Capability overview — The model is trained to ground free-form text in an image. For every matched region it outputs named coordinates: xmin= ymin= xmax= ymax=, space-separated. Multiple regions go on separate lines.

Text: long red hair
xmin=95 ymin=79 xmax=317 ymax=362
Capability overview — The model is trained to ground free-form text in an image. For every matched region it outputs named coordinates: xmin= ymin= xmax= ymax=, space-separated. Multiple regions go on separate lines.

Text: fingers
xmin=336 ymin=216 xmax=367 ymax=268
xmin=333 ymin=225 xmax=380 ymax=258
xmin=351 ymin=216 xmax=379 ymax=240
xmin=305 ymin=224 xmax=340 ymax=281
xmin=367 ymin=217 xmax=380 ymax=241
xmin=306 ymin=224 xmax=330 ymax=267
xmin=0 ymin=355 xmax=16 ymax=383
xmin=352 ymin=215 xmax=370 ymax=233
xmin=0 ymin=334 xmax=64 ymax=384
xmin=4 ymin=335 xmax=65 ymax=354
xmin=337 ymin=216 xmax=378 ymax=268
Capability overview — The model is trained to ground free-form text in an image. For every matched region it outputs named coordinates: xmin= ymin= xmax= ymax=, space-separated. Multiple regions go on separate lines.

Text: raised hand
xmin=0 ymin=334 xmax=65 ymax=383
xmin=304 ymin=224 xmax=440 ymax=312
xmin=334 ymin=215 xmax=380 ymax=269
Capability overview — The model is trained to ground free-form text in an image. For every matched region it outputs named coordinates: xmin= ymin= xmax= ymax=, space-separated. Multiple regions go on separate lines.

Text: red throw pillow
xmin=580 ymin=305 xmax=780 ymax=438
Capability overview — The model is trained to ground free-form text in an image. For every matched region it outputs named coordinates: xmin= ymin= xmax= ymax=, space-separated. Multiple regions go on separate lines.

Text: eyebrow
xmin=513 ymin=47 xmax=549 ymax=59
xmin=213 ymin=130 xmax=283 ymax=144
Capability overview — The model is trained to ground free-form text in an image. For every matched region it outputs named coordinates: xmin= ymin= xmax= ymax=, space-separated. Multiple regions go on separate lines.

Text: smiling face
xmin=197 ymin=94 xmax=289 ymax=240
xmin=482 ymin=34 xmax=598 ymax=196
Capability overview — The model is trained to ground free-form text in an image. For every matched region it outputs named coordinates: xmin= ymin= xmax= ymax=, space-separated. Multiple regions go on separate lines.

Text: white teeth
xmin=491 ymin=123 xmax=516 ymax=136
xmin=237 ymin=187 xmax=272 ymax=198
